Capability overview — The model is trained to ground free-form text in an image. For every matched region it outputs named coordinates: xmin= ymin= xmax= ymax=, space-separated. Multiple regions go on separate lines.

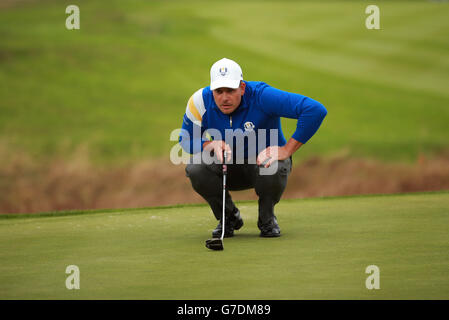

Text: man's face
xmin=212 ymin=81 xmax=246 ymax=115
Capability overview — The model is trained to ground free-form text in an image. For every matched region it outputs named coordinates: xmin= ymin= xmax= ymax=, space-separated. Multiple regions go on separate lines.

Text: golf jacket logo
xmin=244 ymin=121 xmax=255 ymax=132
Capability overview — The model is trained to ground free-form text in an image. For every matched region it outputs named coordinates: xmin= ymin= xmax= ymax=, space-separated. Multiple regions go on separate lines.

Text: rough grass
xmin=0 ymin=191 xmax=448 ymax=299
xmin=1 ymin=146 xmax=448 ymax=214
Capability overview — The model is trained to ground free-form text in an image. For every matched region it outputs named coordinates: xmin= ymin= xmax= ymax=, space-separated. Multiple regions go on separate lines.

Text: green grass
xmin=0 ymin=0 xmax=448 ymax=165
xmin=1 ymin=191 xmax=448 ymax=299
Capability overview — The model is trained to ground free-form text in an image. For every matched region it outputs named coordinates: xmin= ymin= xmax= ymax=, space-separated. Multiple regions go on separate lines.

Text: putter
xmin=205 ymin=150 xmax=228 ymax=251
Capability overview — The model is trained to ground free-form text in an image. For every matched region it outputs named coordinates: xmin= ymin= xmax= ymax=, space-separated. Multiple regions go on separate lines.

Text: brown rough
xmin=1 ymin=149 xmax=449 ymax=214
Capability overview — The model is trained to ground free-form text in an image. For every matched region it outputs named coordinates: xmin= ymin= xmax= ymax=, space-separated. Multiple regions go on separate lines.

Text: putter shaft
xmin=221 ymin=151 xmax=227 ymax=240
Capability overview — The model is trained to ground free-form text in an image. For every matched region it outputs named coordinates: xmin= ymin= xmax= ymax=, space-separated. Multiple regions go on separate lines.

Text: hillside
xmin=1 ymin=0 xmax=448 ymax=164
xmin=1 ymin=0 xmax=448 ymax=213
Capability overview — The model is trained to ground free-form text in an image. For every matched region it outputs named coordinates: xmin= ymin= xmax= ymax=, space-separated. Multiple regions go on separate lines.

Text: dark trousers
xmin=185 ymin=158 xmax=292 ymax=229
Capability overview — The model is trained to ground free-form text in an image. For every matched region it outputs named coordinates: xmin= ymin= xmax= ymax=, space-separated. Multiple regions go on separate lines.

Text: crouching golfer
xmin=179 ymin=58 xmax=327 ymax=237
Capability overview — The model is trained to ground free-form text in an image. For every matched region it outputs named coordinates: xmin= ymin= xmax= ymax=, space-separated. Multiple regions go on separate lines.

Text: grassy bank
xmin=0 ymin=0 xmax=448 ymax=164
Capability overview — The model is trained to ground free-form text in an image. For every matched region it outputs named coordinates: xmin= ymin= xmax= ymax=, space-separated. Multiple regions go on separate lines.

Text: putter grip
xmin=223 ymin=150 xmax=227 ymax=174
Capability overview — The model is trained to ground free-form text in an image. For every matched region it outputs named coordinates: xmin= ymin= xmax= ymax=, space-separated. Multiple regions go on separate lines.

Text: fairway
xmin=1 ymin=0 xmax=448 ymax=164
xmin=1 ymin=191 xmax=448 ymax=299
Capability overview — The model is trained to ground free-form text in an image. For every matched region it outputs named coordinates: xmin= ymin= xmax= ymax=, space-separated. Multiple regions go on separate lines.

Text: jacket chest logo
xmin=244 ymin=121 xmax=255 ymax=132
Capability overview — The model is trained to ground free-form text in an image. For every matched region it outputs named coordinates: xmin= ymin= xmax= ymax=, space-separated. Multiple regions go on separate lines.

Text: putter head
xmin=205 ymin=238 xmax=224 ymax=251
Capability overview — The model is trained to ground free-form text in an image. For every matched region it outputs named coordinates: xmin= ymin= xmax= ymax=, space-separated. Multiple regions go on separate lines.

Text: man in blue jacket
xmin=179 ymin=58 xmax=327 ymax=238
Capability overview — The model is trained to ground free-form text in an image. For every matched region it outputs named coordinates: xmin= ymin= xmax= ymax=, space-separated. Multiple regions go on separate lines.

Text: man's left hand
xmin=257 ymin=138 xmax=303 ymax=168
xmin=257 ymin=146 xmax=290 ymax=168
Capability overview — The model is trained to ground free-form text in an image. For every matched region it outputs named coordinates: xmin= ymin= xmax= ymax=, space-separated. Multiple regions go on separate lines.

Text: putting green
xmin=1 ymin=191 xmax=448 ymax=299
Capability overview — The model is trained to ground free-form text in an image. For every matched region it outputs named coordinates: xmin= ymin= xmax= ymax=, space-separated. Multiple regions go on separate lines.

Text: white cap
xmin=210 ymin=58 xmax=243 ymax=90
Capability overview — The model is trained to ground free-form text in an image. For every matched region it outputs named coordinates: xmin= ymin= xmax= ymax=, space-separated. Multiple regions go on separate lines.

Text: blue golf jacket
xmin=179 ymin=81 xmax=327 ymax=161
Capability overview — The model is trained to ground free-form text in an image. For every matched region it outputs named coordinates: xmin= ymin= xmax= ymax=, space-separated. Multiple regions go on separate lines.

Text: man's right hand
xmin=203 ymin=140 xmax=232 ymax=163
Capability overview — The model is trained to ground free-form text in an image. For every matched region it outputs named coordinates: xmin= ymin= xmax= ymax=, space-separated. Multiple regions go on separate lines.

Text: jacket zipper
xmin=230 ymin=116 xmax=233 ymax=127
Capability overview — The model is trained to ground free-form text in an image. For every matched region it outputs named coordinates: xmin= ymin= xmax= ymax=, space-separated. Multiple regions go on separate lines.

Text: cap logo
xmin=219 ymin=67 xmax=228 ymax=76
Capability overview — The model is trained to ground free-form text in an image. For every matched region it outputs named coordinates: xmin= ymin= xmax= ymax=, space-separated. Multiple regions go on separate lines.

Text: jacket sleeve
xmin=256 ymin=83 xmax=327 ymax=144
xmin=178 ymin=88 xmax=209 ymax=154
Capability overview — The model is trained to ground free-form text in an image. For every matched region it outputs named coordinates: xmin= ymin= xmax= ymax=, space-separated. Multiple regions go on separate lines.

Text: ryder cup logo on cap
xmin=219 ymin=67 xmax=228 ymax=76
xmin=210 ymin=58 xmax=243 ymax=90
